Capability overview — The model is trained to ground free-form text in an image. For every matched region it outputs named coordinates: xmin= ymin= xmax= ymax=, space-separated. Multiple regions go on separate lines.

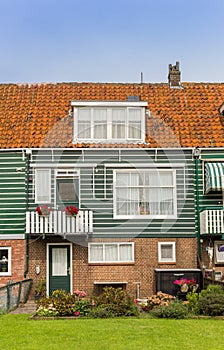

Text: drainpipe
xmin=193 ymin=147 xmax=201 ymax=258
xmin=24 ymin=149 xmax=32 ymax=278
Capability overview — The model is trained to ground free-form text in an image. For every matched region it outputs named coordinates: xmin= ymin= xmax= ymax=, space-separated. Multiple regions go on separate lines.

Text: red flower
xmin=65 ymin=205 xmax=79 ymax=217
xmin=36 ymin=205 xmax=52 ymax=215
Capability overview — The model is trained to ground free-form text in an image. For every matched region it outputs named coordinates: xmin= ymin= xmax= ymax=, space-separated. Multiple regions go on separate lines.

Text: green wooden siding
xmin=28 ymin=148 xmax=196 ymax=238
xmin=0 ymin=152 xmax=26 ymax=235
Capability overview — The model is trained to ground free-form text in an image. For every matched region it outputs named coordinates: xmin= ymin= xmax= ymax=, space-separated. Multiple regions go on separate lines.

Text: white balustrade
xmin=200 ymin=209 xmax=224 ymax=235
xmin=26 ymin=210 xmax=93 ymax=235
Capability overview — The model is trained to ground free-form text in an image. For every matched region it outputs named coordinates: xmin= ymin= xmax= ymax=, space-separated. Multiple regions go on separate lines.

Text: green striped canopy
xmin=205 ymin=163 xmax=224 ymax=193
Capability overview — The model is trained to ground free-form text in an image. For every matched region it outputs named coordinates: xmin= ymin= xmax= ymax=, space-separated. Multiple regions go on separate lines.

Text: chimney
xmin=168 ymin=61 xmax=181 ymax=87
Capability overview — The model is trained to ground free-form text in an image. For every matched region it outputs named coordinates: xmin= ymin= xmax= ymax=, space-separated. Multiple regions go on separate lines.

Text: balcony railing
xmin=26 ymin=210 xmax=93 ymax=235
xmin=200 ymin=209 xmax=224 ymax=235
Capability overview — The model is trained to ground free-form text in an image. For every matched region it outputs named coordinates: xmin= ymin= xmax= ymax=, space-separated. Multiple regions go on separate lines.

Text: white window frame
xmin=214 ymin=241 xmax=224 ymax=264
xmin=0 ymin=247 xmax=12 ymax=276
xmin=35 ymin=168 xmax=51 ymax=203
xmin=72 ymin=101 xmax=147 ymax=143
xmin=88 ymin=242 xmax=134 ymax=263
xmin=158 ymin=242 xmax=176 ymax=263
xmin=113 ymin=169 xmax=177 ymax=219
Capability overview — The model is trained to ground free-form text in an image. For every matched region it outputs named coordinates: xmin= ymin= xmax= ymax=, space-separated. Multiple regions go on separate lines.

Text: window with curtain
xmin=158 ymin=242 xmax=176 ymax=263
xmin=74 ymin=106 xmax=145 ymax=141
xmin=88 ymin=243 xmax=134 ymax=263
xmin=114 ymin=169 xmax=176 ymax=218
xmin=35 ymin=168 xmax=51 ymax=203
xmin=0 ymin=247 xmax=11 ymax=275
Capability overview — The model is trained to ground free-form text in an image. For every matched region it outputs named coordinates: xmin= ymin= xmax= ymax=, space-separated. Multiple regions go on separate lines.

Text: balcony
xmin=26 ymin=210 xmax=93 ymax=236
xmin=200 ymin=209 xmax=224 ymax=235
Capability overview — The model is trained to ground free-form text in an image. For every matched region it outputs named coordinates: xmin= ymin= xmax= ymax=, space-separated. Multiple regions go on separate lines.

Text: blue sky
xmin=0 ymin=0 xmax=224 ymax=83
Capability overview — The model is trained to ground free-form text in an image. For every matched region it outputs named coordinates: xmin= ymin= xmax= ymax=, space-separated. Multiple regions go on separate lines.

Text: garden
xmin=31 ymin=278 xmax=224 ymax=319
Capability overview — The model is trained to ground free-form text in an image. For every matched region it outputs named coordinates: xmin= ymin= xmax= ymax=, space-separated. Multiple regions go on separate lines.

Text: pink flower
xmin=74 ymin=311 xmax=80 ymax=316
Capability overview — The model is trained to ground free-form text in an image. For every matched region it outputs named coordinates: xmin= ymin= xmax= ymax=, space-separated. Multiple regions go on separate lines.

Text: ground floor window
xmin=88 ymin=242 xmax=134 ymax=263
xmin=0 ymin=247 xmax=11 ymax=275
xmin=158 ymin=242 xmax=176 ymax=263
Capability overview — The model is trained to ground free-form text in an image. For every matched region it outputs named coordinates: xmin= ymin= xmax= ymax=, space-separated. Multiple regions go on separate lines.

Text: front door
xmin=48 ymin=244 xmax=71 ymax=295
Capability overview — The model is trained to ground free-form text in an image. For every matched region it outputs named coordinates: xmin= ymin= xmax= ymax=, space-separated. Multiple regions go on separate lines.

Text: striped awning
xmin=205 ymin=163 xmax=224 ymax=193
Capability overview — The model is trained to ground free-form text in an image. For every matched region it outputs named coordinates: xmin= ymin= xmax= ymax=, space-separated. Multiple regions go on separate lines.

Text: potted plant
xmin=36 ymin=205 xmax=52 ymax=216
xmin=64 ymin=205 xmax=79 ymax=217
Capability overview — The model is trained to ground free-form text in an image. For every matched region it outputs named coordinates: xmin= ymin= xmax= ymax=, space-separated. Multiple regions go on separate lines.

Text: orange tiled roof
xmin=0 ymin=82 xmax=224 ymax=148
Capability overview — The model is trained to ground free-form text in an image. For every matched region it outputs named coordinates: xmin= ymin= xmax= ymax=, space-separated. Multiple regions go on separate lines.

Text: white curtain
xmin=52 ymin=248 xmax=67 ymax=276
xmin=119 ymin=244 xmax=132 ymax=261
xmin=112 ymin=109 xmax=125 ymax=139
xmin=93 ymin=109 xmax=107 ymax=139
xmin=89 ymin=244 xmax=103 ymax=262
xmin=128 ymin=109 xmax=141 ymax=139
xmin=78 ymin=108 xmax=91 ymax=138
xmin=105 ymin=244 xmax=118 ymax=261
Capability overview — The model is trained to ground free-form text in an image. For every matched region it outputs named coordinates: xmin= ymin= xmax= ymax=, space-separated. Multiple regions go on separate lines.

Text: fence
xmin=0 ymin=279 xmax=33 ymax=312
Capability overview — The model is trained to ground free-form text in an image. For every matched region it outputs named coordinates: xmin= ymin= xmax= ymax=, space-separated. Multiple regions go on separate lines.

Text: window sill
xmin=158 ymin=262 xmax=176 ymax=265
xmin=88 ymin=262 xmax=135 ymax=266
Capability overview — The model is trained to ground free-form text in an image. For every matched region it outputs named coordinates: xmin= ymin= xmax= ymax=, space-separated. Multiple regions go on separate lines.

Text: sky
xmin=0 ymin=0 xmax=224 ymax=84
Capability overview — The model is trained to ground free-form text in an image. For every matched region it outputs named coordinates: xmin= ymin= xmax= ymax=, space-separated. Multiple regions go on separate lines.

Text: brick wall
xmin=27 ymin=237 xmax=197 ymax=298
xmin=0 ymin=239 xmax=26 ymax=286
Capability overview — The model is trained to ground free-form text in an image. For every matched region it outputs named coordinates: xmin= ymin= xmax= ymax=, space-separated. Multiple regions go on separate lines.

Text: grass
xmin=1 ymin=314 xmax=224 ymax=350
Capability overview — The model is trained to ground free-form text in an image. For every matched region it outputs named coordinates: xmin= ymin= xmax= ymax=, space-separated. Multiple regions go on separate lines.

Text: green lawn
xmin=1 ymin=314 xmax=224 ymax=350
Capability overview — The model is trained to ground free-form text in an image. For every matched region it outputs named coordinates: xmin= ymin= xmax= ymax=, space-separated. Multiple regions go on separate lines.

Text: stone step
xmin=10 ymin=301 xmax=37 ymax=314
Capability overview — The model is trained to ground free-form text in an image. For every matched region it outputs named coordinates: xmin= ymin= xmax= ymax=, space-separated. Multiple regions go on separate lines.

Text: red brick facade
xmin=0 ymin=239 xmax=26 ymax=287
xmin=27 ymin=237 xmax=197 ymax=298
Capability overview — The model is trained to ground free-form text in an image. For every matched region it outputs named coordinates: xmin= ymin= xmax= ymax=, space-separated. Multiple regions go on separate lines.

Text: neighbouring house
xmin=1 ymin=62 xmax=224 ymax=297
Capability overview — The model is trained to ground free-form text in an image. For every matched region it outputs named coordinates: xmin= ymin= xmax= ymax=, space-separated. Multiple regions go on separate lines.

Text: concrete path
xmin=10 ymin=300 xmax=37 ymax=314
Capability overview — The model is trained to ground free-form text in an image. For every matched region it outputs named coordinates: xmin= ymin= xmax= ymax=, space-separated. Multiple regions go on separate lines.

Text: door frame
xmin=46 ymin=243 xmax=73 ymax=296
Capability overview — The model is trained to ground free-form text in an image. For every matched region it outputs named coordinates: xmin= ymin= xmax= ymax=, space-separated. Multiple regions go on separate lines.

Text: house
xmin=1 ymin=62 xmax=224 ymax=297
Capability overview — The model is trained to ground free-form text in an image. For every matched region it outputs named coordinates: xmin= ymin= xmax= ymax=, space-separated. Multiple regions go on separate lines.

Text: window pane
xmin=57 ymin=179 xmax=79 ymax=203
xmin=90 ymin=244 xmax=103 ymax=262
xmin=161 ymin=244 xmax=173 ymax=259
xmin=35 ymin=169 xmax=51 ymax=203
xmin=112 ymin=109 xmax=125 ymax=139
xmin=128 ymin=109 xmax=141 ymax=139
xmin=0 ymin=249 xmax=9 ymax=273
xmin=52 ymin=248 xmax=67 ymax=276
xmin=119 ymin=244 xmax=132 ymax=261
xmin=78 ymin=109 xmax=91 ymax=138
xmin=105 ymin=244 xmax=117 ymax=261
xmin=93 ymin=109 xmax=107 ymax=139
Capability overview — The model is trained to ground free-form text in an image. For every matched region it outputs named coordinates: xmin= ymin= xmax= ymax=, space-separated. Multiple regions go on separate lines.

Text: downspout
xmin=24 ymin=149 xmax=31 ymax=278
xmin=193 ymin=147 xmax=201 ymax=258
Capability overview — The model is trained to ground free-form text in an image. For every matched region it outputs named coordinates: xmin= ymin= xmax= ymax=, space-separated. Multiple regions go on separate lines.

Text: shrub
xmin=37 ymin=289 xmax=92 ymax=317
xmin=199 ymin=284 xmax=224 ymax=297
xmin=149 ymin=300 xmax=189 ymax=319
xmin=198 ymin=293 xmax=224 ymax=316
xmin=186 ymin=291 xmax=200 ymax=315
xmin=88 ymin=306 xmax=115 ymax=318
xmin=196 ymin=284 xmax=224 ymax=316
xmin=141 ymin=291 xmax=175 ymax=312
xmin=93 ymin=287 xmax=139 ymax=317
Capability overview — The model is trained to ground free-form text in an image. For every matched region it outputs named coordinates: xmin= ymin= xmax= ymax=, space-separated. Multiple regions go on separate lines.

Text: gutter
xmin=24 ymin=150 xmax=31 ymax=278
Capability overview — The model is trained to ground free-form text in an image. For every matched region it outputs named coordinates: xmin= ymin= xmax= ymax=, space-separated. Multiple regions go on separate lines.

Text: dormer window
xmin=72 ymin=101 xmax=148 ymax=143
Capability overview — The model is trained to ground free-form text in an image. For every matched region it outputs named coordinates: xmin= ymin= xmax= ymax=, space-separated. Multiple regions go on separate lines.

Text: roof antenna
xmin=140 ymin=72 xmax=143 ymax=84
